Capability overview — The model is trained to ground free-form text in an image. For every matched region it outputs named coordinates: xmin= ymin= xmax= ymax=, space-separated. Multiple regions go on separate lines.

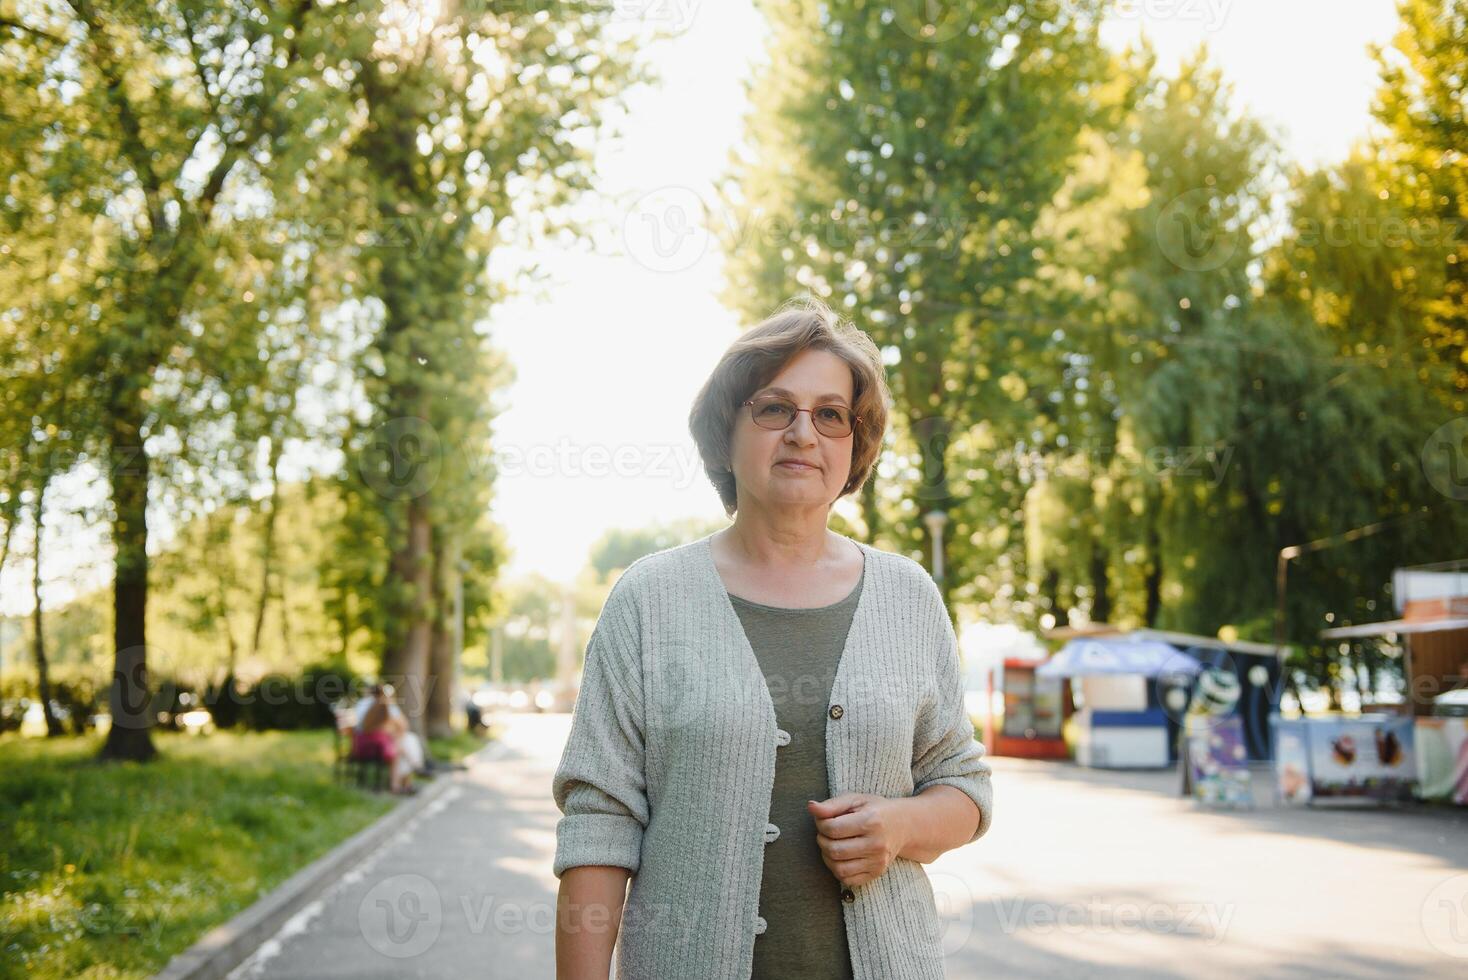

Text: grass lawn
xmin=0 ymin=726 xmax=489 ymax=979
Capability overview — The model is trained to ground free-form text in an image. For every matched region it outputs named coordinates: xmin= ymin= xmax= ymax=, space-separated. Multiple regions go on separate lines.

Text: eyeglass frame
xmin=740 ymin=393 xmax=862 ymax=438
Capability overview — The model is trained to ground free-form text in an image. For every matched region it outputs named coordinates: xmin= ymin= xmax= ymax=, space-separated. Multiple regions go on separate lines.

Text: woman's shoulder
xmin=854 ymin=539 xmax=940 ymax=599
xmin=594 ymin=536 xmax=713 ymax=622
xmin=608 ymin=536 xmax=706 ymax=591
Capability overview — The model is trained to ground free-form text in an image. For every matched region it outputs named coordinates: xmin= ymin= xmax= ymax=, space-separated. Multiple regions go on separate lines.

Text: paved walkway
xmin=232 ymin=713 xmax=1468 ymax=978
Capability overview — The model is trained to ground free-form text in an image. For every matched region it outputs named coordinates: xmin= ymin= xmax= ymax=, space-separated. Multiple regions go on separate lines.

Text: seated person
xmin=354 ymin=684 xmax=417 ymax=795
xmin=354 ymin=681 xmax=427 ymax=775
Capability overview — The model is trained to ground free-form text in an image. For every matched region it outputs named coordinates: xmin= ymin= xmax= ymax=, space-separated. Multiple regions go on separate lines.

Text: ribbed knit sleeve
xmin=910 ymin=577 xmax=994 ymax=845
xmin=551 ymin=575 xmax=650 ymax=878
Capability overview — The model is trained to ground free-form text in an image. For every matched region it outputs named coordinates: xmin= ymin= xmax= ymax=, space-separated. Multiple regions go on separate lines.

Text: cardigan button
xmin=840 ymin=887 xmax=855 ymax=904
xmin=829 ymin=704 xmax=844 ymax=720
xmin=764 ymin=822 xmax=780 ymax=843
xmin=775 ymin=728 xmax=791 ymax=747
xmin=754 ymin=914 xmax=767 ymax=935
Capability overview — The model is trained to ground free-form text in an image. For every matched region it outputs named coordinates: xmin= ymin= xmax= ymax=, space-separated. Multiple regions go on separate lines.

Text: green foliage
xmin=722 ymin=0 xmax=1112 ymax=617
xmin=1370 ymin=0 xmax=1468 ymax=403
xmin=230 ymin=662 xmax=361 ymax=732
xmin=0 ymin=730 xmax=393 ymax=979
xmin=724 ymin=0 xmax=1468 ymax=709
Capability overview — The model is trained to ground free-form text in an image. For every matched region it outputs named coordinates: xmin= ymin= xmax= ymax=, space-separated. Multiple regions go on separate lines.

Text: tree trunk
xmin=31 ymin=477 xmax=63 ymax=737
xmin=215 ymin=570 xmax=239 ymax=681
xmin=249 ymin=436 xmax=285 ymax=662
xmin=99 ymin=400 xmax=157 ymax=762
xmin=382 ymin=493 xmax=433 ymax=741
xmin=1143 ymin=513 xmax=1163 ymax=629
xmin=1042 ymin=567 xmax=1069 ymax=631
xmin=426 ymin=536 xmax=460 ymax=738
xmin=0 ymin=476 xmax=18 ymax=585
xmin=910 ymin=411 xmax=954 ymax=619
xmin=859 ymin=470 xmax=880 ymax=543
xmin=1089 ymin=543 xmax=1112 ymax=625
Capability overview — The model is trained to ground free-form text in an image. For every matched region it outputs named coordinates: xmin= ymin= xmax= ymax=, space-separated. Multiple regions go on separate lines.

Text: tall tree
xmin=1 ymin=0 xmax=364 ymax=759
xmin=721 ymin=0 xmax=1109 ymax=616
xmin=336 ymin=0 xmax=638 ymax=735
xmin=1371 ymin=0 xmax=1468 ymax=405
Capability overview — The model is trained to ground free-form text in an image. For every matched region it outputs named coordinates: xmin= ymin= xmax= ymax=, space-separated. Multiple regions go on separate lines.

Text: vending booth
xmin=985 ymin=658 xmax=1071 ymax=759
xmin=1037 ymin=637 xmax=1203 ymax=769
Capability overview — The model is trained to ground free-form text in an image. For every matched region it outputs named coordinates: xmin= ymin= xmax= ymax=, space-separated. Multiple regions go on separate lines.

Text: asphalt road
xmin=232 ymin=712 xmax=1468 ymax=979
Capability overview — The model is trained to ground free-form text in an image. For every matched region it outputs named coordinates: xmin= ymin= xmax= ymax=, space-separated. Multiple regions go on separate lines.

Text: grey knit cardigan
xmin=551 ymin=531 xmax=994 ymax=980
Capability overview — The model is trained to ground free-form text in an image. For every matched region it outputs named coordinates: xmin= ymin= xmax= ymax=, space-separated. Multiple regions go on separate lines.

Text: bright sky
xmin=2 ymin=0 xmax=1405 ymax=616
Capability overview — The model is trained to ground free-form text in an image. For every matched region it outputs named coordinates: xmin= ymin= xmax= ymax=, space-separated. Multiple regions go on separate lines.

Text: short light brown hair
xmin=689 ymin=298 xmax=890 ymax=516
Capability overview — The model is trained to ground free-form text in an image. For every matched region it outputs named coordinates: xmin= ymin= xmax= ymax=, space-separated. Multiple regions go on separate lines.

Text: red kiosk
xmin=985 ymin=657 xmax=1072 ymax=759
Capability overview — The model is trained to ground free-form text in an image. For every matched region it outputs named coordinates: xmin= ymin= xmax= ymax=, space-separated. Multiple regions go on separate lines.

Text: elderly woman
xmin=552 ymin=299 xmax=993 ymax=980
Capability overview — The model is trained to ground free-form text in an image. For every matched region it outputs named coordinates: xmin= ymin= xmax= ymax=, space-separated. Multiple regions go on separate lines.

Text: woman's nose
xmin=785 ymin=413 xmax=817 ymax=443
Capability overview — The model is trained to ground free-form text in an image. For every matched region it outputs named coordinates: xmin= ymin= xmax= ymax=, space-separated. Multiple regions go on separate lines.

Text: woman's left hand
xmin=807 ymin=793 xmax=909 ymax=887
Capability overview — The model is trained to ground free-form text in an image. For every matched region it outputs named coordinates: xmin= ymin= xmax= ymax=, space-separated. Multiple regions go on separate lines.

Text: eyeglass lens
xmin=750 ymin=395 xmax=853 ymax=436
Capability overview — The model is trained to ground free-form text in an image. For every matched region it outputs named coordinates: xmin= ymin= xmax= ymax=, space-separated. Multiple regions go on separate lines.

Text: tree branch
xmin=64 ymin=0 xmax=168 ymax=240
xmin=0 ymin=15 xmax=67 ymax=45
xmin=193 ymin=0 xmax=322 ymax=225
xmin=179 ymin=4 xmax=219 ymax=119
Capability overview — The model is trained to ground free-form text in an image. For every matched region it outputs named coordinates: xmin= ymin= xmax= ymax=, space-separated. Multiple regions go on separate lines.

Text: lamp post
xmin=923 ymin=509 xmax=948 ymax=591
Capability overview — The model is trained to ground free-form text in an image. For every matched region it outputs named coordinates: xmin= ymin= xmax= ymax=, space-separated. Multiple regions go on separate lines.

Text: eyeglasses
xmin=742 ymin=393 xmax=860 ymax=438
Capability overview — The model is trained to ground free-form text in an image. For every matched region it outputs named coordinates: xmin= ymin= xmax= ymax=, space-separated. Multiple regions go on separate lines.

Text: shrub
xmin=235 ymin=662 xmax=363 ymax=731
xmin=204 ymin=674 xmax=245 ymax=729
xmin=51 ymin=676 xmax=103 ymax=734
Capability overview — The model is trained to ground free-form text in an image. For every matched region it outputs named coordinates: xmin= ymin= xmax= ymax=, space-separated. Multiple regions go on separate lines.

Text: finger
xmin=806 ymin=793 xmax=864 ymax=818
xmin=830 ymin=857 xmax=878 ymax=886
xmin=812 ymin=808 xmax=868 ymax=840
xmin=816 ymin=832 xmax=874 ymax=863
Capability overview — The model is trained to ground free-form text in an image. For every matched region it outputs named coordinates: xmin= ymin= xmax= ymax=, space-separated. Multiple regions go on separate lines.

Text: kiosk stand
xmin=986 ymin=658 xmax=1070 ymax=759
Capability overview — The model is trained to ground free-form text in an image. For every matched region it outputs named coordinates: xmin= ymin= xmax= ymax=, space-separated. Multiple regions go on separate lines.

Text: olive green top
xmin=728 ymin=552 xmax=865 ymax=980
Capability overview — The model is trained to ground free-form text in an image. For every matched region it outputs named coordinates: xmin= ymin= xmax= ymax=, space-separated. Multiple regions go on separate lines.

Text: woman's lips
xmin=776 ymin=461 xmax=818 ymax=471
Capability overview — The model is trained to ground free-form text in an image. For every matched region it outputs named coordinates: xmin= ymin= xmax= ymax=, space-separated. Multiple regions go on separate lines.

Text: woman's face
xmin=729 ymin=348 xmax=856 ymax=514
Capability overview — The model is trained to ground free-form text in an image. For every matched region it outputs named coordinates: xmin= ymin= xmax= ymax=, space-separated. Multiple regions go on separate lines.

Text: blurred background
xmin=1 ymin=1 xmax=1466 ymax=977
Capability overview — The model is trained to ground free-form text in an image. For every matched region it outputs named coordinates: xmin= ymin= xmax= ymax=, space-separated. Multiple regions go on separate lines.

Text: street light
xmin=922 ymin=509 xmax=948 ymax=589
